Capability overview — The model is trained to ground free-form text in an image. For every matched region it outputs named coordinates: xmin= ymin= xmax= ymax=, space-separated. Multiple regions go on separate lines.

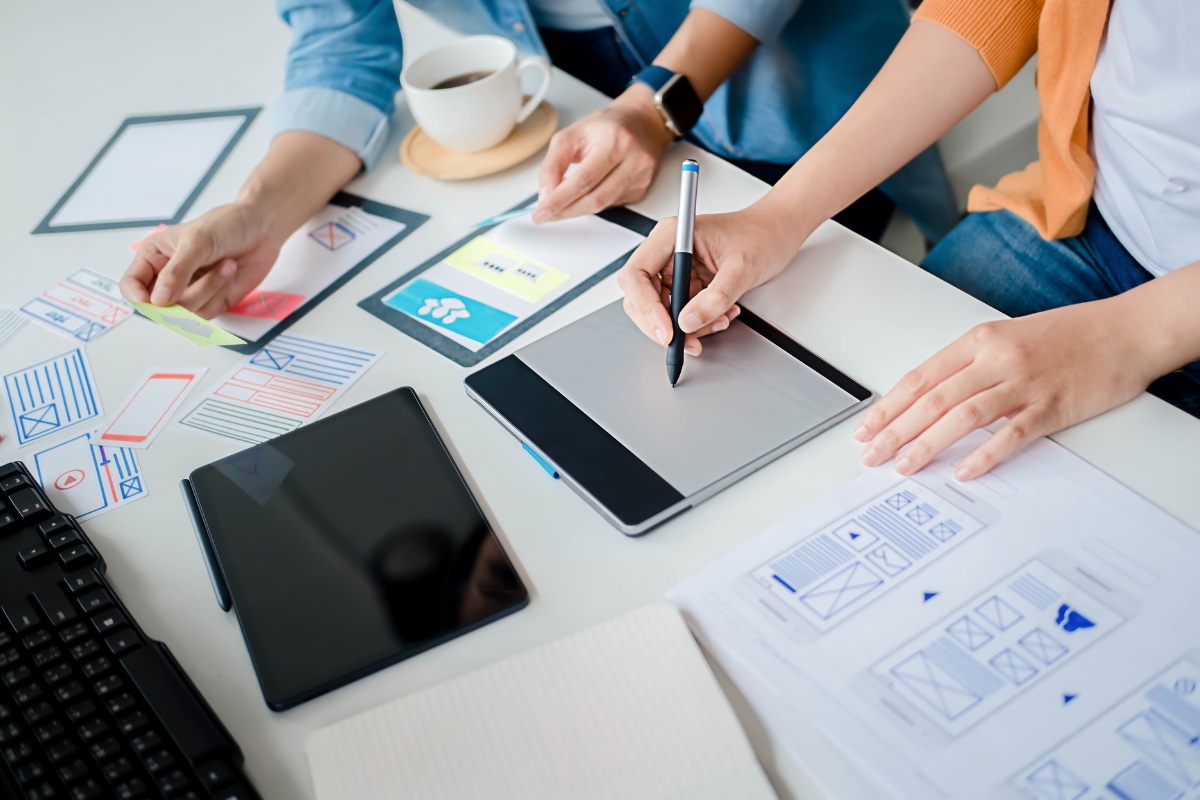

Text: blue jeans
xmin=921 ymin=205 xmax=1200 ymax=418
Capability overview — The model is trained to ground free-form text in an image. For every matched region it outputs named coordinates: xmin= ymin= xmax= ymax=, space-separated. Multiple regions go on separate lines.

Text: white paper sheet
xmin=668 ymin=432 xmax=1200 ymax=800
xmin=30 ymin=432 xmax=147 ymax=520
xmin=3 ymin=347 xmax=103 ymax=447
xmin=212 ymin=203 xmax=406 ymax=341
xmin=49 ymin=115 xmax=247 ymax=226
xmin=174 ymin=333 xmax=381 ymax=445
xmin=0 ymin=307 xmax=26 ymax=350
xmin=18 ymin=268 xmax=132 ymax=343
xmin=305 ymin=602 xmax=777 ymax=800
xmin=88 ymin=367 xmax=206 ymax=449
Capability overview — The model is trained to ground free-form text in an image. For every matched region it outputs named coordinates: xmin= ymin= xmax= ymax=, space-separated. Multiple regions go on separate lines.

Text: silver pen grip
xmin=675 ymin=162 xmax=698 ymax=254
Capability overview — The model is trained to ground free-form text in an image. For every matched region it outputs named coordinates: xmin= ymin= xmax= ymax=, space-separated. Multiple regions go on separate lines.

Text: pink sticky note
xmin=127 ymin=224 xmax=169 ymax=253
xmin=228 ymin=291 xmax=307 ymax=320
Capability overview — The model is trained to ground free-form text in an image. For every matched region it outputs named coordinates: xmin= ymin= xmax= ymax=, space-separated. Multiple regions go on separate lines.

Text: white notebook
xmin=304 ymin=602 xmax=777 ymax=800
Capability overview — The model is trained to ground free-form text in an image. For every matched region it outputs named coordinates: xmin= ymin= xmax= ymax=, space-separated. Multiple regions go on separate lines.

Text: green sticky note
xmin=131 ymin=302 xmax=245 ymax=347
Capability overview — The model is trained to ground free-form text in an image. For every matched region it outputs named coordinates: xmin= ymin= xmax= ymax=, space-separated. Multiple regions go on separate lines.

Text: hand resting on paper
xmin=120 ymin=131 xmax=361 ymax=318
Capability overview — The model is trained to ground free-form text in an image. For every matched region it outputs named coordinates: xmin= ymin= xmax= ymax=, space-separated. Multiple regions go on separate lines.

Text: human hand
xmin=532 ymin=84 xmax=674 ymax=223
xmin=854 ymin=298 xmax=1157 ymax=480
xmin=120 ymin=202 xmax=285 ymax=319
xmin=616 ymin=202 xmax=807 ymax=354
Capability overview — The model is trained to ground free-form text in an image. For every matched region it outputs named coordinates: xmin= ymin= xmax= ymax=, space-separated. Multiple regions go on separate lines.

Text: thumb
xmin=678 ymin=264 xmax=751 ymax=334
xmin=536 ymin=128 xmax=583 ymax=208
xmin=150 ymin=229 xmax=216 ymax=306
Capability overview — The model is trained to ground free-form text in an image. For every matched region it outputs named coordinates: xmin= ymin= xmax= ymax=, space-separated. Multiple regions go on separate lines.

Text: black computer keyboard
xmin=0 ymin=462 xmax=259 ymax=800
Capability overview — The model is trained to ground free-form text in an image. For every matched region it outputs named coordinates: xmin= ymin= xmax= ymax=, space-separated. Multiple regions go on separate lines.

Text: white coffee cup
xmin=401 ymin=36 xmax=552 ymax=153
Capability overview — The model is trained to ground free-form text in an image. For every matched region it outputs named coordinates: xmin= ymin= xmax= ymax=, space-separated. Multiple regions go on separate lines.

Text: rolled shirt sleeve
xmin=689 ymin=0 xmax=805 ymax=43
xmin=271 ymin=0 xmax=403 ymax=169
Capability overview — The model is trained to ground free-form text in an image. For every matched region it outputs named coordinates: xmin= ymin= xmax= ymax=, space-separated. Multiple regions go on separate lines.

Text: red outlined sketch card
xmin=90 ymin=367 xmax=206 ymax=449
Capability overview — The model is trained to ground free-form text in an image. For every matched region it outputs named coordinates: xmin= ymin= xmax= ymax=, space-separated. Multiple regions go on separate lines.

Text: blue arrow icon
xmin=849 ymin=532 xmax=860 ymax=539
xmin=923 ymin=592 xmax=938 ymax=602
xmin=1063 ymin=694 xmax=1077 ymax=704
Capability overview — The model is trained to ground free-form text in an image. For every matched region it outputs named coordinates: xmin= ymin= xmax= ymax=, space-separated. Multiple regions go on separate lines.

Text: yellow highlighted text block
xmin=445 ymin=237 xmax=568 ymax=302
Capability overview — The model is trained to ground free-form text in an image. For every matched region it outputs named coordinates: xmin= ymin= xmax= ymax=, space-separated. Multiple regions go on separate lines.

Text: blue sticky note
xmin=385 ymin=278 xmax=517 ymax=345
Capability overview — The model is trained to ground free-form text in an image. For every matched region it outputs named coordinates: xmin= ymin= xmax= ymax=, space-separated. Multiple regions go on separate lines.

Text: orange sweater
xmin=914 ymin=0 xmax=1110 ymax=240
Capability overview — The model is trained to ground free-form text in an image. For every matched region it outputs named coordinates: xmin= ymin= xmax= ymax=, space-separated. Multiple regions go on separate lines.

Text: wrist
xmin=612 ymin=84 xmax=675 ymax=150
xmin=751 ymin=189 xmax=819 ymax=257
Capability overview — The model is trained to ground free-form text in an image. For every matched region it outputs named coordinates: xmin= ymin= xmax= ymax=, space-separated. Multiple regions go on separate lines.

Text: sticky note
xmin=132 ymin=302 xmax=245 ymax=347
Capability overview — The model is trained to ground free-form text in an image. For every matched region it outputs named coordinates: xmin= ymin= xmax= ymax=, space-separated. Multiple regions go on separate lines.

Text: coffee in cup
xmin=401 ymin=36 xmax=552 ymax=153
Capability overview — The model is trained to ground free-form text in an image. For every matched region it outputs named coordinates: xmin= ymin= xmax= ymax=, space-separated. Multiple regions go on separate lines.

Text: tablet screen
xmin=189 ymin=389 xmax=527 ymax=710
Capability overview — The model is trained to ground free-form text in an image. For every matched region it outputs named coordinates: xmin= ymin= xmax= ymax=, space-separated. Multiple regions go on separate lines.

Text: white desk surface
xmin=4 ymin=3 xmax=1199 ymax=799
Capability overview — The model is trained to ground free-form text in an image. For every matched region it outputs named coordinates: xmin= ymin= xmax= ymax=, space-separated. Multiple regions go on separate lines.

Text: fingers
xmin=535 ymin=127 xmax=582 ymax=209
xmin=178 ymin=260 xmax=238 ymax=319
xmin=617 ymin=221 xmax=676 ymax=345
xmin=676 ymin=264 xmax=751 ymax=335
xmin=120 ymin=252 xmax=164 ymax=303
xmin=150 ymin=227 xmax=218 ymax=306
xmin=553 ymin=158 xmax=643 ymax=220
xmin=853 ymin=339 xmax=977 ymax=445
xmin=954 ymin=408 xmax=1045 ymax=481
xmin=534 ymin=145 xmax=619 ymax=223
xmin=860 ymin=365 xmax=1001 ymax=468
xmin=887 ymin=384 xmax=1013 ymax=475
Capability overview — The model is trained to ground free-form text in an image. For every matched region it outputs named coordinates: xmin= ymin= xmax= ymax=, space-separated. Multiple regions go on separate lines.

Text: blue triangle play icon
xmin=1063 ymin=694 xmax=1077 ymax=704
xmin=923 ymin=592 xmax=938 ymax=602
xmin=849 ymin=532 xmax=860 ymax=539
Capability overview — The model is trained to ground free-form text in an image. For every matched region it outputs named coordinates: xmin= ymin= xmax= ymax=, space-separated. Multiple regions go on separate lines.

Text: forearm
xmin=1120 ymin=260 xmax=1200 ymax=379
xmin=237 ymin=131 xmax=361 ymax=240
xmin=756 ymin=20 xmax=996 ymax=249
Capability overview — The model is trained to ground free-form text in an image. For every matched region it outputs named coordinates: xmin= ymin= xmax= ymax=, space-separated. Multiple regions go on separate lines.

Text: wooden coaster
xmin=400 ymin=100 xmax=558 ymax=181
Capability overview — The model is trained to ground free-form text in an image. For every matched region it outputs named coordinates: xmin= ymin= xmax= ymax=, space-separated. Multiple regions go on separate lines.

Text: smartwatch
xmin=630 ymin=65 xmax=703 ymax=139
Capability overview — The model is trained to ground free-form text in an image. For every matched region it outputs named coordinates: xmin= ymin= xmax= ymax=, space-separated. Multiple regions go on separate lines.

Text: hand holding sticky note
xmin=131 ymin=302 xmax=245 ymax=347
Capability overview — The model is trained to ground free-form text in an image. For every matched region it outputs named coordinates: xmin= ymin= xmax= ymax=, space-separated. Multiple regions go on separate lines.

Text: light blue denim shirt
xmin=273 ymin=0 xmax=958 ymax=240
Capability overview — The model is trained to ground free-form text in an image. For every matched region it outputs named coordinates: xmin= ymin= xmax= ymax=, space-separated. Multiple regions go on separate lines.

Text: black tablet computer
xmin=181 ymin=389 xmax=528 ymax=710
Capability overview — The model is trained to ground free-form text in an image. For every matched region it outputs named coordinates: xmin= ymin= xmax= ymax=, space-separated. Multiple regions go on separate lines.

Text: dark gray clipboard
xmin=221 ymin=191 xmax=429 ymax=355
xmin=358 ymin=196 xmax=655 ymax=367
xmin=33 ymin=108 xmax=261 ymax=235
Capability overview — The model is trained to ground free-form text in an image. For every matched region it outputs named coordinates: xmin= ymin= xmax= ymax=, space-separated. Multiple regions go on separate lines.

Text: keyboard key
xmin=105 ymin=692 xmax=135 ymax=716
xmin=118 ymin=711 xmax=148 ymax=735
xmin=27 ymin=782 xmax=58 ymax=800
xmin=0 ymin=647 xmax=19 ymax=667
xmin=0 ymin=721 xmax=22 ymax=743
xmin=3 ymin=665 xmax=32 ymax=688
xmin=143 ymin=749 xmax=174 ymax=773
xmin=115 ymin=777 xmax=147 ymax=799
xmin=33 ymin=646 xmax=63 ymax=667
xmin=69 ymin=640 xmax=99 ymax=661
xmin=53 ymin=681 xmax=85 ymax=704
xmin=89 ymin=736 xmax=122 ymax=761
xmin=59 ymin=623 xmax=89 ymax=644
xmin=95 ymin=675 xmax=123 ymax=697
xmin=42 ymin=663 xmax=72 ymax=685
xmin=59 ymin=545 xmax=96 ymax=571
xmin=15 ymin=758 xmax=46 ymax=784
xmin=0 ymin=703 xmax=9 ymax=720
xmin=66 ymin=701 xmax=96 ymax=723
xmin=122 ymin=645 xmax=230 ymax=765
xmin=1 ymin=474 xmax=30 ymax=492
xmin=10 ymin=488 xmax=49 ymax=520
xmin=76 ymin=590 xmax=112 ymax=615
xmin=0 ymin=512 xmax=17 ymax=534
xmin=82 ymin=657 xmax=112 ymax=679
xmin=47 ymin=738 xmax=77 ymax=763
xmin=23 ymin=702 xmax=54 ymax=724
xmin=103 ymin=756 xmax=134 ymax=780
xmin=91 ymin=609 xmax=128 ymax=635
xmin=3 ymin=598 xmax=41 ymax=633
xmin=22 ymin=630 xmax=52 ymax=650
xmin=33 ymin=588 xmax=78 ymax=628
xmin=78 ymin=719 xmax=108 ymax=741
xmin=157 ymin=769 xmax=189 ymax=793
xmin=105 ymin=630 xmax=142 ymax=657
xmin=3 ymin=740 xmax=35 ymax=765
xmin=69 ymin=777 xmax=103 ymax=799
xmin=13 ymin=683 xmax=43 ymax=704
xmin=214 ymin=785 xmax=253 ymax=800
xmin=34 ymin=720 xmax=65 ymax=743
xmin=0 ymin=463 xmax=22 ymax=479
xmin=0 ymin=631 xmax=9 ymax=646
xmin=19 ymin=543 xmax=54 ymax=569
xmin=63 ymin=573 xmax=99 ymax=595
xmin=59 ymin=758 xmax=89 ymax=783
xmin=48 ymin=529 xmax=82 ymax=549
xmin=130 ymin=730 xmax=161 ymax=754
xmin=39 ymin=516 xmax=71 ymax=537
xmin=197 ymin=759 xmax=235 ymax=790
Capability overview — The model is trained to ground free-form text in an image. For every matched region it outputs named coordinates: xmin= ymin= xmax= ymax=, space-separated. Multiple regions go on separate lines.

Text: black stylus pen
xmin=667 ymin=159 xmax=699 ymax=386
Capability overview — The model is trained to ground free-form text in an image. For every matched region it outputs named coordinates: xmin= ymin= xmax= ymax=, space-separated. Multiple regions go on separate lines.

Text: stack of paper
xmin=305 ymin=602 xmax=777 ymax=800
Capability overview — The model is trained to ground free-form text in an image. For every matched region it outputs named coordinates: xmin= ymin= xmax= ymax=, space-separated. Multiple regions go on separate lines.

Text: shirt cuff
xmin=269 ymin=86 xmax=391 ymax=170
xmin=690 ymin=0 xmax=803 ymax=43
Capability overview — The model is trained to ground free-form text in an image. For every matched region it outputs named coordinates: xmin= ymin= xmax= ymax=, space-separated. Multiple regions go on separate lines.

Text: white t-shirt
xmin=525 ymin=0 xmax=612 ymax=31
xmin=1090 ymin=0 xmax=1200 ymax=277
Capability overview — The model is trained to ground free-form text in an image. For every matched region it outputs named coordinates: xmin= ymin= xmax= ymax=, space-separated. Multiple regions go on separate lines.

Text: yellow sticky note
xmin=445 ymin=237 xmax=568 ymax=302
xmin=131 ymin=302 xmax=245 ymax=347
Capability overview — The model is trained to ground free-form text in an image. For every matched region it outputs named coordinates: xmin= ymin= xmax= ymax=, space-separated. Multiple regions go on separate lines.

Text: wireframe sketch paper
xmin=4 ymin=348 xmax=103 ymax=447
xmin=88 ymin=367 xmax=206 ymax=449
xmin=19 ymin=268 xmax=132 ymax=343
xmin=31 ymin=432 xmax=147 ymax=520
xmin=175 ymin=333 xmax=382 ymax=445
xmin=131 ymin=302 xmax=245 ymax=347
xmin=668 ymin=431 xmax=1200 ymax=800
xmin=304 ymin=602 xmax=777 ymax=800
xmin=0 ymin=307 xmax=26 ymax=350
xmin=34 ymin=109 xmax=258 ymax=233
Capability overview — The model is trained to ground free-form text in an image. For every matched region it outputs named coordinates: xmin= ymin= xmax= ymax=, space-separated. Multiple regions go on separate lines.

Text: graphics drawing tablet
xmin=465 ymin=300 xmax=874 ymax=535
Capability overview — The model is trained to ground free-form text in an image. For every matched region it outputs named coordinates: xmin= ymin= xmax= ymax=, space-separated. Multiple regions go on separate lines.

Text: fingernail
xmin=655 ymin=328 xmax=667 ymax=345
xmin=895 ymin=456 xmax=912 ymax=475
xmin=853 ymin=424 xmax=869 ymax=441
xmin=711 ymin=319 xmax=728 ymax=333
xmin=532 ymin=210 xmax=550 ymax=224
xmin=151 ymin=286 xmax=172 ymax=305
xmin=685 ymin=343 xmax=701 ymax=356
xmin=954 ymin=466 xmax=972 ymax=482
xmin=728 ymin=306 xmax=741 ymax=321
xmin=680 ymin=312 xmax=702 ymax=333
xmin=862 ymin=447 xmax=878 ymax=467
xmin=220 ymin=261 xmax=236 ymax=278
xmin=537 ymin=185 xmax=548 ymax=203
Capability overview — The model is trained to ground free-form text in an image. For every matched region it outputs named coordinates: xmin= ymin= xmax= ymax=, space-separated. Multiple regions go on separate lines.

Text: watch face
xmin=658 ymin=75 xmax=704 ymax=137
